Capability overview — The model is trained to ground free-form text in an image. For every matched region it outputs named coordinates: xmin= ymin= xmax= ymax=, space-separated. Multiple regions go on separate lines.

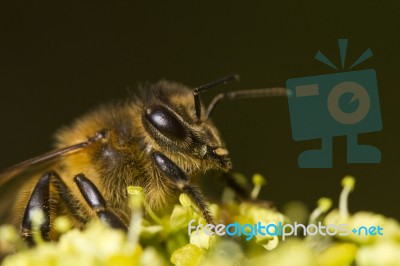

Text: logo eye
xmin=144 ymin=105 xmax=188 ymax=141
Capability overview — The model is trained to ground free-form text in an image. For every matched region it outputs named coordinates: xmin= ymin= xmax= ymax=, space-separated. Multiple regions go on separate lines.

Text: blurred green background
xmin=0 ymin=1 xmax=399 ymax=219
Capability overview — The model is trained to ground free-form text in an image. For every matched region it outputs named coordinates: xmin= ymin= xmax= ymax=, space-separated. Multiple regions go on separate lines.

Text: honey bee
xmin=0 ymin=75 xmax=287 ymax=244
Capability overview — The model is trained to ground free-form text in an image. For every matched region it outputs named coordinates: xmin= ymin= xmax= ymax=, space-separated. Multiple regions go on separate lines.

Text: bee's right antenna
xmin=206 ymin=87 xmax=289 ymax=118
xmin=194 ymin=74 xmax=239 ymax=121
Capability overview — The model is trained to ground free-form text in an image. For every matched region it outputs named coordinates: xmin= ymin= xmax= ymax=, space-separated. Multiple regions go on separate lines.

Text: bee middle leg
xmin=74 ymin=174 xmax=127 ymax=231
xmin=151 ymin=151 xmax=214 ymax=225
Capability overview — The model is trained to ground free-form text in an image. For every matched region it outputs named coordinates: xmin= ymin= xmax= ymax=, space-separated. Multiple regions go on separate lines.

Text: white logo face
xmin=327 ymin=81 xmax=371 ymax=125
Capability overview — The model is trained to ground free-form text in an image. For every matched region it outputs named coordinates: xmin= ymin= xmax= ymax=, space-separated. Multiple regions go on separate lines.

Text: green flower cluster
xmin=0 ymin=175 xmax=399 ymax=266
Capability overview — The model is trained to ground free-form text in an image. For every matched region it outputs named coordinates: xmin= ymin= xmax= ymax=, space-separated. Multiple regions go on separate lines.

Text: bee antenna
xmin=193 ymin=74 xmax=239 ymax=121
xmin=206 ymin=87 xmax=289 ymax=118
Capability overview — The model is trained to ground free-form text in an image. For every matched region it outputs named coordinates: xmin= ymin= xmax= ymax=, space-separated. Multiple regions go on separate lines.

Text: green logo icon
xmin=286 ymin=39 xmax=382 ymax=168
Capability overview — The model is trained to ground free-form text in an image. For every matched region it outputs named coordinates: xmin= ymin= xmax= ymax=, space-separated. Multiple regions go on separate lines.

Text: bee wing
xmin=0 ymin=141 xmax=90 ymax=224
xmin=0 ymin=141 xmax=89 ymax=187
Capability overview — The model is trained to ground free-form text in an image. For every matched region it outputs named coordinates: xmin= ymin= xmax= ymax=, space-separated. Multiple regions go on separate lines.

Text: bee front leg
xmin=151 ymin=151 xmax=214 ymax=225
xmin=74 ymin=174 xmax=128 ymax=231
xmin=21 ymin=173 xmax=51 ymax=245
xmin=221 ymin=172 xmax=251 ymax=199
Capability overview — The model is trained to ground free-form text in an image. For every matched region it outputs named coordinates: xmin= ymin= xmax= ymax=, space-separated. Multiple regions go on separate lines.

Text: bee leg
xmin=151 ymin=151 xmax=214 ymax=225
xmin=21 ymin=173 xmax=51 ymax=245
xmin=221 ymin=173 xmax=273 ymax=207
xmin=221 ymin=172 xmax=251 ymax=200
xmin=50 ymin=172 xmax=88 ymax=225
xmin=74 ymin=174 xmax=128 ymax=231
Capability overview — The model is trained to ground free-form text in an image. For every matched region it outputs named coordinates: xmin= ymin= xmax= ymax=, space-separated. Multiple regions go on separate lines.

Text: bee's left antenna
xmin=193 ymin=74 xmax=239 ymax=121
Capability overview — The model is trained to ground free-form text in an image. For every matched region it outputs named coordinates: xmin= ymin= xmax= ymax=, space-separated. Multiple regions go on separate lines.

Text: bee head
xmin=140 ymin=79 xmax=236 ymax=173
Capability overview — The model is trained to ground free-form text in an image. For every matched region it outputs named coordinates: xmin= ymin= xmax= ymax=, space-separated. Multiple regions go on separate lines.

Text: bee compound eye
xmin=145 ymin=105 xmax=188 ymax=141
